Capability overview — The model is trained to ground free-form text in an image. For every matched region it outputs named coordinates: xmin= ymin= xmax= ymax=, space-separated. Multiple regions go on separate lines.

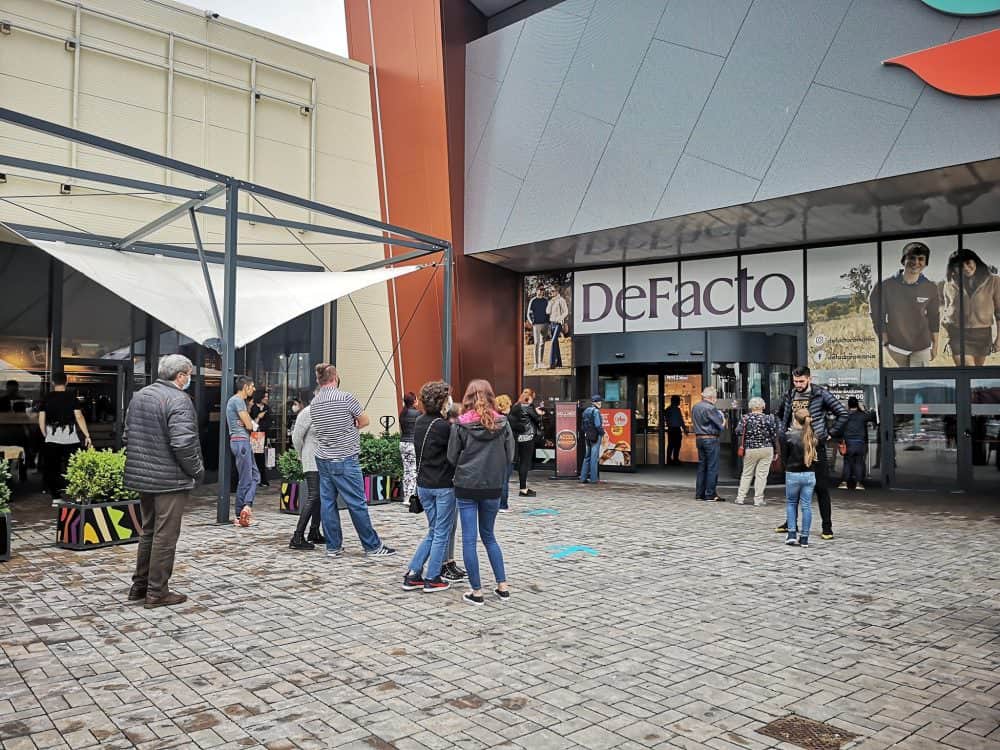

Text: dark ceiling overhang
xmin=470 ymin=158 xmax=1000 ymax=273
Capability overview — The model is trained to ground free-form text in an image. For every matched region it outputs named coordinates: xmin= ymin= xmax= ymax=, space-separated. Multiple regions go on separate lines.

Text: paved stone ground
xmin=1 ymin=481 xmax=999 ymax=750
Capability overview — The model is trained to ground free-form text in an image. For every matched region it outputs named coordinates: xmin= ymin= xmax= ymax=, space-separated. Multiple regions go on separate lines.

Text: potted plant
xmin=0 ymin=459 xmax=11 ymax=563
xmin=359 ymin=432 xmax=403 ymax=505
xmin=277 ymin=449 xmax=304 ymax=514
xmin=57 ymin=449 xmax=142 ymax=550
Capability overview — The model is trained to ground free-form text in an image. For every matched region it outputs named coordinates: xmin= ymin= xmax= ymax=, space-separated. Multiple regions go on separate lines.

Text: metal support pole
xmin=216 ymin=180 xmax=239 ymax=524
xmin=188 ymin=209 xmax=224 ymax=339
xmin=116 ymin=183 xmax=226 ymax=249
xmin=442 ymin=243 xmax=453 ymax=381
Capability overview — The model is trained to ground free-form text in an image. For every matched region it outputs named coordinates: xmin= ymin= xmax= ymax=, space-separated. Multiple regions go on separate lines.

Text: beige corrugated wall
xmin=0 ymin=0 xmax=400 ymax=424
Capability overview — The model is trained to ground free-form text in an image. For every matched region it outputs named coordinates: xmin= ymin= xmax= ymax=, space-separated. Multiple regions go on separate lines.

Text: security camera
xmin=205 ymin=10 xmax=219 ymax=19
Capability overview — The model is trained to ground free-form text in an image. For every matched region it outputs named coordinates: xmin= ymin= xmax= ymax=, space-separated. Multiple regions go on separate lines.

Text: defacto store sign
xmin=572 ymin=250 xmax=803 ymax=334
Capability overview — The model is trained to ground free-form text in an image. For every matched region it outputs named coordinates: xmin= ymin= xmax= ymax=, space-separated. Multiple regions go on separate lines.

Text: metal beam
xmin=442 ymin=243 xmax=454 ymax=381
xmin=188 ymin=209 xmax=224 ymax=339
xmin=116 ymin=183 xmax=227 ymax=249
xmin=0 ymin=107 xmax=229 ymax=184
xmin=0 ymin=154 xmax=203 ymax=200
xmin=196 ymin=206 xmax=441 ymax=253
xmin=348 ymin=248 xmax=435 ymax=272
xmin=217 ymin=181 xmax=239 ymax=525
xmin=236 ymin=179 xmax=449 ymax=249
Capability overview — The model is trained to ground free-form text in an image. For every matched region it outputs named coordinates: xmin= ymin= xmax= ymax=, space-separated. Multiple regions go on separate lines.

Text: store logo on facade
xmin=883 ymin=2 xmax=1000 ymax=97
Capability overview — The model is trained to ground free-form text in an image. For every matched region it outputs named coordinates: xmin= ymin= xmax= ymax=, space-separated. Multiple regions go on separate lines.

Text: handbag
xmin=838 ymin=440 xmax=847 ymax=456
xmin=737 ymin=416 xmax=748 ymax=458
xmin=250 ymin=431 xmax=266 ymax=454
xmin=410 ymin=417 xmax=441 ymax=514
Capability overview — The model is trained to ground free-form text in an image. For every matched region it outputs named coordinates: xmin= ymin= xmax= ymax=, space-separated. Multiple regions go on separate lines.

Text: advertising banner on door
xmin=598 ymin=406 xmax=632 ymax=470
xmin=554 ymin=401 xmax=578 ymax=478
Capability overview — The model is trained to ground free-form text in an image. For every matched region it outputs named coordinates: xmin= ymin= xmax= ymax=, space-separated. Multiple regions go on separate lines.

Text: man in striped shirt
xmin=310 ymin=363 xmax=395 ymax=558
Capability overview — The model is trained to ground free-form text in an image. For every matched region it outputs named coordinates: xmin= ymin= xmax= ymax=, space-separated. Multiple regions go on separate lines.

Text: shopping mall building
xmin=345 ymin=0 xmax=1000 ymax=493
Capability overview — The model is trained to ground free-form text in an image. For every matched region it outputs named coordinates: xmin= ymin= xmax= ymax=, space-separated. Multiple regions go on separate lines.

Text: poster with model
xmin=523 ymin=272 xmax=573 ymax=377
xmin=943 ymin=231 xmax=1000 ymax=367
xmin=876 ymin=236 xmax=956 ymax=368
xmin=806 ymin=243 xmax=879 ymax=371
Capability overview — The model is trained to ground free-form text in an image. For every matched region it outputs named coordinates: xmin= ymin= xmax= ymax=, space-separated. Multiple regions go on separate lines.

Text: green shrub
xmin=359 ymin=432 xmax=403 ymax=478
xmin=64 ymin=449 xmax=138 ymax=504
xmin=277 ymin=449 xmax=305 ymax=483
xmin=0 ymin=459 xmax=10 ymax=513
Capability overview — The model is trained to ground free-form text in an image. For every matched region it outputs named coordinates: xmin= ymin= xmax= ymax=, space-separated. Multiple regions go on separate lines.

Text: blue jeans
xmin=457 ymin=497 xmax=506 ymax=591
xmin=695 ymin=438 xmax=720 ymax=499
xmin=499 ymin=462 xmax=513 ymax=509
xmin=230 ymin=439 xmax=259 ymax=516
xmin=317 ymin=457 xmax=382 ymax=552
xmin=580 ymin=439 xmax=601 ymax=482
xmin=785 ymin=471 xmax=816 ymax=538
xmin=407 ymin=487 xmax=456 ymax=580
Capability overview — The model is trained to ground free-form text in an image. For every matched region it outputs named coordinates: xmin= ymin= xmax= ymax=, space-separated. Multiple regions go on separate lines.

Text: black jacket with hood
xmin=447 ymin=411 xmax=515 ymax=500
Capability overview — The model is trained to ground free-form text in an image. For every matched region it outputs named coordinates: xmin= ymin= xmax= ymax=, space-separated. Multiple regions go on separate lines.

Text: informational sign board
xmin=554 ymin=401 xmax=579 ymax=478
xmin=598 ymin=406 xmax=633 ymax=470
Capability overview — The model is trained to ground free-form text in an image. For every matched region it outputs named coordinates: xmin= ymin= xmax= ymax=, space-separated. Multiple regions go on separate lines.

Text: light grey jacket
xmin=291 ymin=405 xmax=317 ymax=473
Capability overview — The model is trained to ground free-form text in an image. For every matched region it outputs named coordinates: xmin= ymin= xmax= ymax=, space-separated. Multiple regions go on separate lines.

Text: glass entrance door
xmin=888 ymin=377 xmax=958 ymax=489
xmin=964 ymin=377 xmax=1000 ymax=491
xmin=63 ymin=359 xmax=131 ymax=450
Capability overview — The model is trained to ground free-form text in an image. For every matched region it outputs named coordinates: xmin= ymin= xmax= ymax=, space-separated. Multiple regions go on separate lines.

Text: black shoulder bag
xmin=410 ymin=417 xmax=441 ymax=514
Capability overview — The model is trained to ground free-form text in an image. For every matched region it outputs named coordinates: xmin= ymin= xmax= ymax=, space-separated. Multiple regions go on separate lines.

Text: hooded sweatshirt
xmin=447 ymin=410 xmax=515 ymax=500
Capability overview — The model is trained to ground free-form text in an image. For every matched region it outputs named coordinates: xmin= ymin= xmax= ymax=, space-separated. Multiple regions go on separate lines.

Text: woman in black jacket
xmin=510 ymin=388 xmax=543 ymax=498
xmin=447 ymin=379 xmax=514 ymax=605
xmin=402 ymin=381 xmax=460 ymax=593
xmin=398 ymin=392 xmax=419 ymax=504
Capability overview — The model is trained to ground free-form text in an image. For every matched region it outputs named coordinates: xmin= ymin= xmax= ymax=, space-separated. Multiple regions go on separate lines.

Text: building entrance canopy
xmin=0 ymin=223 xmax=419 ymax=350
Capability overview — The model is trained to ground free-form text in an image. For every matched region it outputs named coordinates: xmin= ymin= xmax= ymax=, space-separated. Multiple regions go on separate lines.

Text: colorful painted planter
xmin=0 ymin=512 xmax=10 ymax=562
xmin=56 ymin=499 xmax=142 ymax=550
xmin=363 ymin=475 xmax=399 ymax=505
xmin=279 ymin=481 xmax=302 ymax=514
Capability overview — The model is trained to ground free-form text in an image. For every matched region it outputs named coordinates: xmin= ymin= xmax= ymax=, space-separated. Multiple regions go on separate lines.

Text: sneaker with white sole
xmin=734 ymin=498 xmax=745 ymax=505
xmin=463 ymin=592 xmax=485 ymax=606
xmin=494 ymin=587 xmax=510 ymax=602
xmin=784 ymin=534 xmax=799 ymax=546
xmin=326 ymin=548 xmax=343 ymax=558
xmin=754 ymin=499 xmax=766 ymax=507
xmin=365 ymin=545 xmax=397 ymax=559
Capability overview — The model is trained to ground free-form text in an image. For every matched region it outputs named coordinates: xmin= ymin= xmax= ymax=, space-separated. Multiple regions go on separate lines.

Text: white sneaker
xmin=854 ymin=485 xmax=865 ymax=491
xmin=734 ymin=498 xmax=745 ymax=505
xmin=754 ymin=499 xmax=766 ymax=507
xmin=837 ymin=482 xmax=848 ymax=489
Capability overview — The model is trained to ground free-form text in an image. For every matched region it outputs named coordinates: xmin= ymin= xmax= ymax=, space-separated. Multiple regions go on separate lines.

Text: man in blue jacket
xmin=775 ymin=366 xmax=849 ymax=540
xmin=580 ymin=395 xmax=603 ymax=483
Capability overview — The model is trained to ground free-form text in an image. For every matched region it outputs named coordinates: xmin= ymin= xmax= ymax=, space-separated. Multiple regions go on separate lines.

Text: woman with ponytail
xmin=780 ymin=407 xmax=818 ymax=547
xmin=447 ymin=379 xmax=515 ymax=605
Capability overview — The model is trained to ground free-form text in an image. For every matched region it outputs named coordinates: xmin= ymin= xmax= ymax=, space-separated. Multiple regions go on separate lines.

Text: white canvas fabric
xmin=2 ymin=225 xmax=420 ymax=348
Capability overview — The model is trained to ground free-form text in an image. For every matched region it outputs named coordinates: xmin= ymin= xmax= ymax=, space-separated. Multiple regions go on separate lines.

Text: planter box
xmin=363 ymin=475 xmax=399 ymax=505
xmin=57 ymin=499 xmax=142 ymax=550
xmin=0 ymin=512 xmax=10 ymax=563
xmin=279 ymin=481 xmax=302 ymax=514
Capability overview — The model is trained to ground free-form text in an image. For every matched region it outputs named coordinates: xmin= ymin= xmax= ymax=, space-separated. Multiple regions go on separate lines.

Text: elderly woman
xmin=734 ymin=397 xmax=778 ymax=506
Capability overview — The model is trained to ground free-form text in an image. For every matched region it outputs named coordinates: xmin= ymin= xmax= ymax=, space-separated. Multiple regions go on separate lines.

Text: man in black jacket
xmin=124 ymin=354 xmax=204 ymax=609
xmin=775 ymin=366 xmax=848 ymax=540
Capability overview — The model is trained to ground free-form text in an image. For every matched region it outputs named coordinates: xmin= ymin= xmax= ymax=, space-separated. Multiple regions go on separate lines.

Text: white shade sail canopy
xmin=1 ymin=224 xmax=420 ymax=348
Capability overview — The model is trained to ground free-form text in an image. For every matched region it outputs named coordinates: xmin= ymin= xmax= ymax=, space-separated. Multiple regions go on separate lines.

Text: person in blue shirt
xmin=663 ymin=395 xmax=688 ymax=466
xmin=691 ymin=387 xmax=726 ymax=502
xmin=579 ymin=395 xmax=604 ymax=484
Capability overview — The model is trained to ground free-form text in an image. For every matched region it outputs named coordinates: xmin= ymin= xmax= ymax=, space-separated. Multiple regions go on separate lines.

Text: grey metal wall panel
xmin=572 ymin=41 xmax=723 ymax=234
xmin=880 ymin=90 xmax=1000 ymax=178
xmin=686 ymin=0 xmax=852 ymax=180
xmin=473 ymin=9 xmax=587 ymax=179
xmin=558 ymin=0 xmax=669 ymax=126
xmin=466 ymin=19 xmax=524 ymax=81
xmin=815 ymin=0 xmax=957 ymax=109
xmin=557 ymin=0 xmax=597 ymax=19
xmin=465 ymin=72 xmax=502 ymax=177
xmin=653 ymin=0 xmax=752 ymax=57
xmin=499 ymin=106 xmax=612 ymax=247
xmin=757 ymin=84 xmax=909 ymax=201
xmin=465 ymin=158 xmax=524 ymax=253
xmin=655 ymin=155 xmax=759 ymax=221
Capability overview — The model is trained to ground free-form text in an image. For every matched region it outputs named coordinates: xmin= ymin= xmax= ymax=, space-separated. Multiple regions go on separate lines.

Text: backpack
xmin=582 ymin=407 xmax=601 ymax=444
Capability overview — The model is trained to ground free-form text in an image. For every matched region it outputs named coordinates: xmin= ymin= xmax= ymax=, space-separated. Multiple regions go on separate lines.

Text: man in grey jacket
xmin=124 ymin=354 xmax=204 ymax=609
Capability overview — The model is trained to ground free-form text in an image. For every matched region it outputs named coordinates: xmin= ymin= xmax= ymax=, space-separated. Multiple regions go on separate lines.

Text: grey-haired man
xmin=124 ymin=354 xmax=204 ymax=609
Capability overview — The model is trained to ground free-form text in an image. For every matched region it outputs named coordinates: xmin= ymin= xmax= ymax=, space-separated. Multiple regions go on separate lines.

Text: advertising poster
xmin=598 ymin=407 xmax=632 ymax=469
xmin=878 ymin=236 xmax=956 ymax=368
xmin=949 ymin=230 xmax=1000 ymax=367
xmin=554 ymin=401 xmax=578 ymax=478
xmin=806 ymin=243 xmax=879 ymax=371
xmin=523 ymin=272 xmax=573 ymax=376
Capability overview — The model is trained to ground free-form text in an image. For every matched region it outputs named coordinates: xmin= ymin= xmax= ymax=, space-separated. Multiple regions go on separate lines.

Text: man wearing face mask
xmin=869 ymin=242 xmax=940 ymax=367
xmin=123 ymin=354 xmax=204 ymax=609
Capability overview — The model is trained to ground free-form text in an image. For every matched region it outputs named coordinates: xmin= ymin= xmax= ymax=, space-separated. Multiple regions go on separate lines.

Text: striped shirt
xmin=310 ymin=386 xmax=364 ymax=460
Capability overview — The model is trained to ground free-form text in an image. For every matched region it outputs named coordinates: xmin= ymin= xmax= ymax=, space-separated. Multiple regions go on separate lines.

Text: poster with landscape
xmin=806 ymin=243 xmax=879 ymax=371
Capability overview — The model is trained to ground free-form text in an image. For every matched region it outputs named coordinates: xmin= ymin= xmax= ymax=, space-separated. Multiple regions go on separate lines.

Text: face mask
xmin=291 ymin=405 xmax=300 ymax=414
xmin=181 ymin=373 xmax=192 ymax=391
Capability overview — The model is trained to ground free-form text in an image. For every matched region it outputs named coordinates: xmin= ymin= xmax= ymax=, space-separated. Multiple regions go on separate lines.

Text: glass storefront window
xmin=0 ymin=244 xmax=50 ymax=374
xmin=970 ymin=378 xmax=1000 ymax=481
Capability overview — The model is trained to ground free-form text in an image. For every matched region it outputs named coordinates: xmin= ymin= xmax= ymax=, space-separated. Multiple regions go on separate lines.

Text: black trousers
xmin=293 ymin=471 xmax=323 ymax=539
xmin=43 ymin=442 xmax=78 ymax=499
xmin=516 ymin=439 xmax=534 ymax=490
xmin=666 ymin=427 xmax=683 ymax=464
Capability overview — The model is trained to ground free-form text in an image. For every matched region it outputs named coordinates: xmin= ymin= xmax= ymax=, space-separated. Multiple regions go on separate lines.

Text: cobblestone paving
xmin=1 ymin=482 xmax=999 ymax=750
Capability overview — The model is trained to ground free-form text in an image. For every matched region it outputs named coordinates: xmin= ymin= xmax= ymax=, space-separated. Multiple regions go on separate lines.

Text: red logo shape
xmin=883 ymin=28 xmax=1000 ymax=97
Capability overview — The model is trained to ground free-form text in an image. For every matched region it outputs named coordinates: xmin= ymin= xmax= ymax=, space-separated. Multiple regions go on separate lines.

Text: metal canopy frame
xmin=0 ymin=106 xmax=453 ymax=524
